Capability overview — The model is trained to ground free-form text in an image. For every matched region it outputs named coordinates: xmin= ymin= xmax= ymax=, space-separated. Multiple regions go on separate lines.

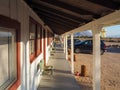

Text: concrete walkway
xmin=37 ymin=45 xmax=80 ymax=90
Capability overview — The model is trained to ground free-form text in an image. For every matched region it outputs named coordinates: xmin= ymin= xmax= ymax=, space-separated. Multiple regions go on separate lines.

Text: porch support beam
xmin=65 ymin=35 xmax=68 ymax=60
xmin=63 ymin=10 xmax=120 ymax=35
xmin=64 ymin=36 xmax=66 ymax=53
xmin=92 ymin=24 xmax=103 ymax=90
xmin=71 ymin=34 xmax=74 ymax=73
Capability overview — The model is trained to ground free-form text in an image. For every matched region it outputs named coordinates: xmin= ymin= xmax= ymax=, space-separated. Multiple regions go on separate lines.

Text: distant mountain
xmin=107 ymin=35 xmax=120 ymax=38
xmin=74 ymin=30 xmax=92 ymax=37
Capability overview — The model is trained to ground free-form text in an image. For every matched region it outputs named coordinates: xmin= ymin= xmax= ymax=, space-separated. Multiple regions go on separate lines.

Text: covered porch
xmin=0 ymin=0 xmax=120 ymax=90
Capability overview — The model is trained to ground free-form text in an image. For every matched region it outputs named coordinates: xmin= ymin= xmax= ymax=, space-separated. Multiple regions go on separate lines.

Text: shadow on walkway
xmin=37 ymin=45 xmax=81 ymax=90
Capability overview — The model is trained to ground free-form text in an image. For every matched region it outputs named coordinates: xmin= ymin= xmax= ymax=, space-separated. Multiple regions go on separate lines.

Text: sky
xmin=104 ymin=25 xmax=120 ymax=37
xmin=74 ymin=25 xmax=120 ymax=38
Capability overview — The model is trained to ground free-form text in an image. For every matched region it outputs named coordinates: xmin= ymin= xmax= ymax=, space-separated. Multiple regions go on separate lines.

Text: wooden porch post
xmin=71 ymin=34 xmax=74 ymax=73
xmin=64 ymin=36 xmax=66 ymax=53
xmin=65 ymin=35 xmax=68 ymax=60
xmin=92 ymin=25 xmax=103 ymax=90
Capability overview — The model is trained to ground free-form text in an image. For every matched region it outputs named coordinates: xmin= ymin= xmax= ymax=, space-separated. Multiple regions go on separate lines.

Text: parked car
xmin=74 ymin=40 xmax=106 ymax=55
xmin=68 ymin=39 xmax=81 ymax=47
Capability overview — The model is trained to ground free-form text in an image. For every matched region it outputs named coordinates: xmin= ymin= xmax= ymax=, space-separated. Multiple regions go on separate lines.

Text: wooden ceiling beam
xmin=30 ymin=0 xmax=95 ymax=20
xmin=30 ymin=2 xmax=89 ymax=22
xmin=32 ymin=6 xmax=83 ymax=24
xmin=38 ymin=0 xmax=100 ymax=16
xmin=39 ymin=16 xmax=77 ymax=29
xmin=46 ymin=23 xmax=71 ymax=33
xmin=36 ymin=11 xmax=79 ymax=27
xmin=46 ymin=22 xmax=69 ymax=34
xmin=87 ymin=0 xmax=120 ymax=10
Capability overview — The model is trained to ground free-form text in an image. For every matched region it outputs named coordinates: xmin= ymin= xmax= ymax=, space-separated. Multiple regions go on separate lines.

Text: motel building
xmin=0 ymin=0 xmax=120 ymax=90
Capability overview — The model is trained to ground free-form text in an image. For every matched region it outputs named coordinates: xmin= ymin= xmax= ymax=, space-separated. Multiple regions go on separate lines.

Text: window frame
xmin=0 ymin=15 xmax=20 ymax=90
xmin=40 ymin=27 xmax=43 ymax=53
xmin=36 ymin=24 xmax=42 ymax=56
xmin=29 ymin=17 xmax=43 ymax=63
xmin=47 ymin=31 xmax=52 ymax=46
xmin=50 ymin=32 xmax=53 ymax=45
xmin=29 ymin=18 xmax=36 ymax=62
xmin=47 ymin=31 xmax=49 ymax=46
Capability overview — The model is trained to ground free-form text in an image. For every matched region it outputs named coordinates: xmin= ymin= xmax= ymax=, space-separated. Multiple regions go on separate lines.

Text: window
xmin=47 ymin=31 xmax=53 ymax=46
xmin=40 ymin=27 xmax=42 ymax=52
xmin=0 ymin=15 xmax=20 ymax=90
xmin=50 ymin=32 xmax=53 ymax=44
xmin=0 ymin=27 xmax=17 ymax=90
xmin=29 ymin=19 xmax=36 ymax=62
xmin=36 ymin=25 xmax=42 ymax=56
xmin=29 ymin=17 xmax=43 ymax=62
xmin=47 ymin=31 xmax=49 ymax=46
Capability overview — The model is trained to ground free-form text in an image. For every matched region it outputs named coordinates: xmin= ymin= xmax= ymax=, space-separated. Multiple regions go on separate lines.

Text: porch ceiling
xmin=25 ymin=0 xmax=120 ymax=35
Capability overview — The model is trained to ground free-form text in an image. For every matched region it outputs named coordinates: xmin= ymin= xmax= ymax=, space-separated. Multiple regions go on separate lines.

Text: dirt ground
xmin=68 ymin=42 xmax=120 ymax=90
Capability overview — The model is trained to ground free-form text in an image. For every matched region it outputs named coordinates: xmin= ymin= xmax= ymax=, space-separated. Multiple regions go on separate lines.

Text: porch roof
xmin=25 ymin=0 xmax=120 ymax=35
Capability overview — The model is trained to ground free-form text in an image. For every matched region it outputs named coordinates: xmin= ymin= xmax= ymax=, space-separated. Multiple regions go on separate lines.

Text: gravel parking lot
xmin=72 ymin=42 xmax=120 ymax=90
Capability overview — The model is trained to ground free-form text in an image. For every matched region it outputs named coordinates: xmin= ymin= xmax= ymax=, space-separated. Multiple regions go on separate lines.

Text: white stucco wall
xmin=0 ymin=0 xmax=53 ymax=90
xmin=30 ymin=54 xmax=43 ymax=90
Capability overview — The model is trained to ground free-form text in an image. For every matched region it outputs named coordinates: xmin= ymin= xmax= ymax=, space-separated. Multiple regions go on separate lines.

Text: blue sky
xmin=104 ymin=25 xmax=120 ymax=37
xmin=74 ymin=25 xmax=120 ymax=38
